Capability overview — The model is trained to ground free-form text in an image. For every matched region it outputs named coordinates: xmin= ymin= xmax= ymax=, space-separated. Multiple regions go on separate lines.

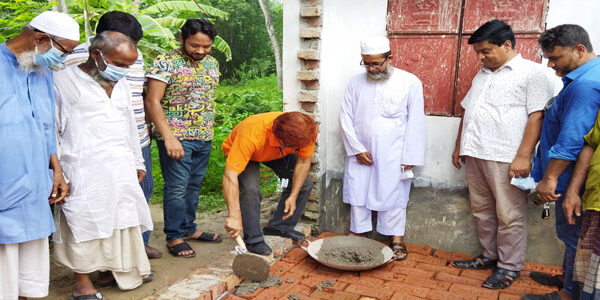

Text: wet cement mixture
xmin=315 ymin=279 xmax=335 ymax=291
xmin=288 ymin=294 xmax=300 ymax=300
xmin=235 ymin=274 xmax=283 ymax=295
xmin=316 ymin=246 xmax=384 ymax=266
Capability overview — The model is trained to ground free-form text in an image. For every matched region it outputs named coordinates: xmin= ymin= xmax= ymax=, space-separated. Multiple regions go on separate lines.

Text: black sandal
xmin=390 ymin=242 xmax=408 ymax=261
xmin=168 ymin=241 xmax=196 ymax=258
xmin=452 ymin=254 xmax=497 ymax=269
xmin=482 ymin=267 xmax=519 ymax=289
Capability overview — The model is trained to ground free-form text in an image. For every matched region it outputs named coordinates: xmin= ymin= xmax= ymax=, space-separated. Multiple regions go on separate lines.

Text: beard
xmin=17 ymin=50 xmax=44 ymax=73
xmin=89 ymin=68 xmax=115 ymax=88
xmin=366 ymin=64 xmax=394 ymax=81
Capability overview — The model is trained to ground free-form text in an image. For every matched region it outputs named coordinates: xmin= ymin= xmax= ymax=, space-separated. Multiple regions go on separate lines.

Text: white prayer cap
xmin=360 ymin=36 xmax=390 ymax=55
xmin=29 ymin=11 xmax=80 ymax=41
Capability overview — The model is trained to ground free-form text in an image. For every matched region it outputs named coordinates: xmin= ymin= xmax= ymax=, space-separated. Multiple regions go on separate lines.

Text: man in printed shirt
xmin=60 ymin=10 xmax=162 ymax=260
xmin=222 ymin=112 xmax=317 ymax=255
xmin=450 ymin=20 xmax=558 ymax=289
xmin=0 ymin=11 xmax=77 ymax=299
xmin=146 ymin=18 xmax=222 ymax=258
xmin=528 ymin=24 xmax=600 ymax=300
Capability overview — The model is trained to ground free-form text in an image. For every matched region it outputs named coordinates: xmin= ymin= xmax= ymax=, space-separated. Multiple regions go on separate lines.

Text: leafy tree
xmin=0 ymin=0 xmax=55 ymax=43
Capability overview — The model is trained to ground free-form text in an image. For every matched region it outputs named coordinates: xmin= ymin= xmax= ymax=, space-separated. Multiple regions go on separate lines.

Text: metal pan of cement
xmin=300 ymin=236 xmax=393 ymax=271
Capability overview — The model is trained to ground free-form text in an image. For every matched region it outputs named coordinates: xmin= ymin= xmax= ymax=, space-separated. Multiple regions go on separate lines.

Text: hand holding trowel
xmin=232 ymin=235 xmax=270 ymax=281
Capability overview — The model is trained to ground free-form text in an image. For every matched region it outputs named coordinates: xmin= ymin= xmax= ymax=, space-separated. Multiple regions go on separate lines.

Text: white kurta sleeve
xmin=401 ymin=77 xmax=425 ymax=166
xmin=123 ymin=83 xmax=145 ymax=172
xmin=53 ymin=84 xmax=67 ymax=157
xmin=340 ymin=80 xmax=368 ymax=156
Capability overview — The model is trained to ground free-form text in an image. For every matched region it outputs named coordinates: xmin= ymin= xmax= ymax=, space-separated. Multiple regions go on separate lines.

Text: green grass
xmin=148 ymin=75 xmax=283 ymax=213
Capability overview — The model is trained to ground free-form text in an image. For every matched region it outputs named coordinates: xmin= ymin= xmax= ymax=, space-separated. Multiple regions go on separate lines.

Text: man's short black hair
xmin=539 ymin=24 xmax=593 ymax=52
xmin=468 ymin=19 xmax=516 ymax=48
xmin=181 ymin=18 xmax=217 ymax=41
xmin=96 ymin=11 xmax=143 ymax=42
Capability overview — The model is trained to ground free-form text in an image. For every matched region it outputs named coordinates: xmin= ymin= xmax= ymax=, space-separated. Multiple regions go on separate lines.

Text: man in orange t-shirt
xmin=222 ymin=112 xmax=317 ymax=255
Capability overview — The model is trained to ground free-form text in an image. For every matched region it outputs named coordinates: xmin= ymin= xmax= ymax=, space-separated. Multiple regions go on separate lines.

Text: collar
xmin=1 ymin=42 xmax=18 ymax=63
xmin=481 ymin=53 xmax=522 ymax=73
xmin=564 ymin=56 xmax=600 ymax=83
xmin=268 ymin=128 xmax=282 ymax=148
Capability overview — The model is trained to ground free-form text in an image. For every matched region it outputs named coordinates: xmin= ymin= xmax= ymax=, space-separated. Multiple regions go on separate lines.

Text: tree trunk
xmin=56 ymin=0 xmax=68 ymax=13
xmin=257 ymin=0 xmax=283 ymax=89
xmin=83 ymin=0 xmax=93 ymax=39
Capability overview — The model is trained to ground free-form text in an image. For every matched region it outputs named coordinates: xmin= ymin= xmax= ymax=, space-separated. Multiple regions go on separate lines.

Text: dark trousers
xmin=555 ymin=194 xmax=582 ymax=298
xmin=239 ymin=153 xmax=312 ymax=244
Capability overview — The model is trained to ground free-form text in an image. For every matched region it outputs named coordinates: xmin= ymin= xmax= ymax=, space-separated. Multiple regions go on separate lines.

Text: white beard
xmin=366 ymin=64 xmax=394 ymax=82
xmin=90 ymin=68 xmax=115 ymax=88
xmin=17 ymin=51 xmax=44 ymax=73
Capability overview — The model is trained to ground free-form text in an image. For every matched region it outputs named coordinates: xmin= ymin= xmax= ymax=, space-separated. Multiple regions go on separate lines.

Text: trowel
xmin=232 ymin=236 xmax=270 ymax=281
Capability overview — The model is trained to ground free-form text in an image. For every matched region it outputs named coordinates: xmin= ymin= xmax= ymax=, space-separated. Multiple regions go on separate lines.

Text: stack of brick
xmin=224 ymin=232 xmax=562 ymax=300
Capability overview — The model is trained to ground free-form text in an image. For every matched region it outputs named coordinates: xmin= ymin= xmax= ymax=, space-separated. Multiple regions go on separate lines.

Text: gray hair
xmin=88 ymin=31 xmax=136 ymax=54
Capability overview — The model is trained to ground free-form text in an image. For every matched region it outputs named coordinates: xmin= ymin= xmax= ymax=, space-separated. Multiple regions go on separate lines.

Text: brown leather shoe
xmin=145 ymin=245 xmax=163 ymax=259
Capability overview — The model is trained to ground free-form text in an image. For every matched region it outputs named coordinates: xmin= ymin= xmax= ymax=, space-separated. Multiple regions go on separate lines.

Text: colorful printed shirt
xmin=146 ymin=49 xmax=219 ymax=141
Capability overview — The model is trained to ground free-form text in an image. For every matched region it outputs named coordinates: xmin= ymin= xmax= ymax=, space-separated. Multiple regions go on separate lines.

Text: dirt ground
xmin=42 ymin=204 xmax=242 ymax=300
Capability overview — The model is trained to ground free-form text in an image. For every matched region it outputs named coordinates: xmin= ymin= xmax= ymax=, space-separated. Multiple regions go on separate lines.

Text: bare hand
xmin=165 ymin=138 xmax=185 ymax=160
xmin=137 ymin=170 xmax=146 ymax=184
xmin=282 ymin=196 xmax=296 ymax=220
xmin=356 ymin=152 xmax=373 ymax=166
xmin=225 ymin=215 xmax=243 ymax=238
xmin=563 ymin=192 xmax=582 ymax=225
xmin=49 ymin=171 xmax=69 ymax=205
xmin=402 ymin=165 xmax=414 ymax=170
xmin=536 ymin=177 xmax=561 ymax=202
xmin=452 ymin=145 xmax=465 ymax=169
xmin=509 ymin=156 xmax=531 ymax=178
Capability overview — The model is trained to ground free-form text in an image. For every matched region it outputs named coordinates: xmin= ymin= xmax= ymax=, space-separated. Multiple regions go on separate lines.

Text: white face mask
xmin=511 ymin=176 xmax=536 ymax=191
xmin=399 ymin=166 xmax=415 ymax=181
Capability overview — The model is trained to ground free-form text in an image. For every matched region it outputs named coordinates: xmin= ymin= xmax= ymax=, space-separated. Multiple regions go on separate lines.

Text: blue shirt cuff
xmin=548 ymin=144 xmax=578 ymax=161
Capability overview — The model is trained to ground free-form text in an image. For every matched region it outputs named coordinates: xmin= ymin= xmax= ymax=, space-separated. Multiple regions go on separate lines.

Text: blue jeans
xmin=555 ymin=194 xmax=583 ymax=297
xmin=157 ymin=140 xmax=212 ymax=243
xmin=140 ymin=144 xmax=154 ymax=245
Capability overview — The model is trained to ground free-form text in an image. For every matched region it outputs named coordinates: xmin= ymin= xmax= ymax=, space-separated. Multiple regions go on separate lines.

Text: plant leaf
xmin=213 ymin=35 xmax=232 ymax=61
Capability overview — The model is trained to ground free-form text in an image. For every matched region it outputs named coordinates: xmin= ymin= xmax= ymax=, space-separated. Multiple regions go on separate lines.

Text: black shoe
xmin=529 ymin=272 xmax=564 ymax=289
xmin=522 ymin=291 xmax=563 ymax=300
xmin=263 ymin=226 xmax=305 ymax=240
xmin=246 ymin=241 xmax=273 ymax=255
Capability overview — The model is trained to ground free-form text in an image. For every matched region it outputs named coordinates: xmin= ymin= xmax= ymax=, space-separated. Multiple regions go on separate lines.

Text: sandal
xmin=529 ymin=272 xmax=564 ymax=288
xmin=452 ymin=254 xmax=497 ymax=269
xmin=185 ymin=231 xmax=222 ymax=243
xmin=482 ymin=267 xmax=519 ymax=289
xmin=168 ymin=241 xmax=196 ymax=258
xmin=390 ymin=242 xmax=408 ymax=261
xmin=69 ymin=292 xmax=103 ymax=300
xmin=97 ymin=273 xmax=154 ymax=287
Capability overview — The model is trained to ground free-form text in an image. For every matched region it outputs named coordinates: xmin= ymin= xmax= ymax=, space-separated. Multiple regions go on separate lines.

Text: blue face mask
xmin=34 ymin=40 xmax=66 ymax=67
xmin=96 ymin=52 xmax=129 ymax=82
xmin=511 ymin=176 xmax=536 ymax=191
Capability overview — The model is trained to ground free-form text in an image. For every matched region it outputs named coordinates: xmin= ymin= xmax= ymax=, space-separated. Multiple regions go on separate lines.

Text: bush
xmin=149 ymin=75 xmax=283 ymax=213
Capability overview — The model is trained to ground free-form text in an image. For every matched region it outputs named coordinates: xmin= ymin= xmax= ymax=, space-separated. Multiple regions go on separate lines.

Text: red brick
xmin=289 ymin=258 xmax=319 ymax=274
xmin=390 ymin=293 xmax=426 ymax=300
xmin=286 ymin=284 xmax=314 ymax=297
xmin=417 ymin=263 xmax=462 ymax=276
xmin=405 ymin=243 xmax=434 ymax=256
xmin=311 ymin=289 xmax=334 ymax=299
xmin=282 ymin=271 xmax=308 ymax=281
xmin=345 ymin=284 xmax=395 ymax=300
xmin=530 ymin=288 xmax=559 ymax=295
xmin=406 ymin=253 xmax=448 ymax=266
xmin=460 ymin=269 xmax=493 ymax=281
xmin=300 ymin=276 xmax=348 ymax=292
xmin=432 ymin=249 xmax=454 ymax=260
xmin=271 ymin=261 xmax=296 ymax=276
xmin=317 ymin=232 xmax=343 ymax=239
xmin=427 ymin=289 xmax=478 ymax=300
xmin=403 ymin=276 xmax=451 ymax=291
xmin=358 ymin=297 xmax=378 ymax=300
xmin=222 ymin=295 xmax=246 ymax=300
xmin=339 ymin=272 xmax=361 ymax=283
xmin=309 ymin=265 xmax=344 ymax=279
xmin=434 ymin=272 xmax=483 ymax=286
xmin=502 ymin=284 xmax=533 ymax=295
xmin=392 ymin=259 xmax=418 ymax=268
xmin=283 ymin=247 xmax=309 ymax=264
xmin=362 ymin=267 xmax=406 ymax=281
xmin=207 ymin=281 xmax=227 ymax=299
xmin=523 ymin=263 xmax=563 ymax=276
xmin=331 ymin=291 xmax=362 ymax=300
xmin=449 ymin=283 xmax=499 ymax=299
xmin=393 ymin=265 xmax=436 ymax=279
xmin=451 ymin=252 xmax=476 ymax=261
xmin=255 ymin=286 xmax=288 ymax=299
xmin=512 ymin=277 xmax=559 ymax=291
xmin=236 ymin=287 xmax=264 ymax=299
xmin=383 ymin=281 xmax=430 ymax=298
xmin=499 ymin=293 xmax=522 ymax=300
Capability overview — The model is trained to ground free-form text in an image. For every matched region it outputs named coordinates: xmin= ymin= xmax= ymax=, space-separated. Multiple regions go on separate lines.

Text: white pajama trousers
xmin=0 ymin=237 xmax=49 ymax=299
xmin=350 ymin=205 xmax=407 ymax=236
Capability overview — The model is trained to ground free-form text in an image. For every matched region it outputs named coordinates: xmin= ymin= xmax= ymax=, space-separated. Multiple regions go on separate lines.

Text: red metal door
xmin=387 ymin=0 xmax=548 ymax=116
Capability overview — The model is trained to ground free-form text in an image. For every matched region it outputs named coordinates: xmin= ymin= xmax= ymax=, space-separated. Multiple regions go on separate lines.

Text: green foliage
xmin=0 ymin=0 xmax=55 ymax=43
xmin=150 ymin=75 xmax=283 ymax=213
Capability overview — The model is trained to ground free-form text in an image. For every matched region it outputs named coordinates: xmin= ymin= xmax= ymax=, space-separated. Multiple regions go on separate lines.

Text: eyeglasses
xmin=360 ymin=57 xmax=388 ymax=68
xmin=50 ymin=37 xmax=72 ymax=57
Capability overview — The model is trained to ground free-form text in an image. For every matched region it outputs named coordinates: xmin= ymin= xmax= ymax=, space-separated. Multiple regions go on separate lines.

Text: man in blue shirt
xmin=0 ymin=11 xmax=78 ymax=300
xmin=529 ymin=24 xmax=600 ymax=300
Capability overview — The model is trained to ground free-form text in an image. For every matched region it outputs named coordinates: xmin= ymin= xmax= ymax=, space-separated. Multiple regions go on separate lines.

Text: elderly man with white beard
xmin=339 ymin=36 xmax=425 ymax=261
xmin=0 ymin=11 xmax=78 ymax=300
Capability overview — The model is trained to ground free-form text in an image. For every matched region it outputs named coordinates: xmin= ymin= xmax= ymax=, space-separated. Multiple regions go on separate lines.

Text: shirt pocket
xmin=0 ymin=173 xmax=33 ymax=211
xmin=0 ymin=93 xmax=26 ymax=126
xmin=381 ymin=93 xmax=408 ymax=118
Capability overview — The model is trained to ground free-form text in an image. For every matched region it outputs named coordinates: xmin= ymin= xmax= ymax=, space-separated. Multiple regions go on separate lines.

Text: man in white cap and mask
xmin=339 ymin=36 xmax=425 ymax=261
xmin=0 ymin=10 xmax=78 ymax=300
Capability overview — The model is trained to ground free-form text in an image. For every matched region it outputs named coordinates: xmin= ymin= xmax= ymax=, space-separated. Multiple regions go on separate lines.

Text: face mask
xmin=96 ymin=52 xmax=129 ymax=82
xmin=34 ymin=39 xmax=66 ymax=67
xmin=399 ymin=166 xmax=415 ymax=181
xmin=511 ymin=176 xmax=536 ymax=191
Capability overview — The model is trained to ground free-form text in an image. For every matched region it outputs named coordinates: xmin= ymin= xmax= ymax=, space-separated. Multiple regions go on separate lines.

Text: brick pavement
xmin=225 ymin=232 xmax=563 ymax=300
